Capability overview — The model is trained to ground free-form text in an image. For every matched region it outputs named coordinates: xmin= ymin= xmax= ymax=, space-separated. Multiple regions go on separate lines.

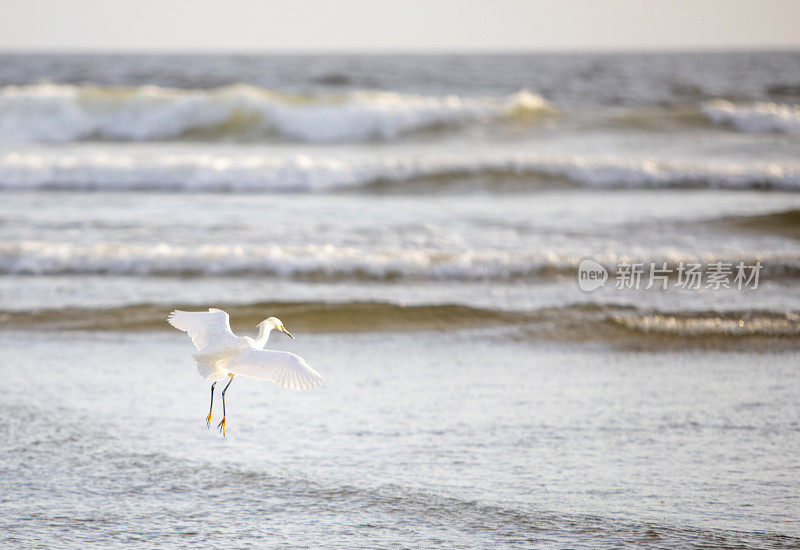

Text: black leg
xmin=206 ymin=382 xmax=216 ymax=428
xmin=217 ymin=375 xmax=235 ymax=436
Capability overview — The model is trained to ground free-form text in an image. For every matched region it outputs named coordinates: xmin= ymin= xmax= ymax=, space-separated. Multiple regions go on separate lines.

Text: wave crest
xmin=702 ymin=99 xmax=800 ymax=134
xmin=4 ymin=301 xmax=799 ymax=350
xmin=2 ymin=241 xmax=798 ymax=281
xmin=1 ymin=152 xmax=799 ymax=192
xmin=0 ymin=241 xmax=564 ymax=280
xmin=0 ymin=84 xmax=550 ymax=143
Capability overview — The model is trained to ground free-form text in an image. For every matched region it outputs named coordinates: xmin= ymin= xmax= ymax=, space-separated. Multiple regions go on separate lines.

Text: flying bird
xmin=168 ymin=308 xmax=324 ymax=436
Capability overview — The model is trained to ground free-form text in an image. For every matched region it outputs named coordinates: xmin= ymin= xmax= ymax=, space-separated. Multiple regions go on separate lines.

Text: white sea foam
xmin=702 ymin=100 xmax=800 ymax=134
xmin=611 ymin=314 xmax=800 ymax=338
xmin=0 ymin=241 xmax=554 ymax=279
xmin=1 ymin=241 xmax=797 ymax=280
xmin=529 ymin=156 xmax=800 ymax=190
xmin=0 ymin=84 xmax=549 ymax=143
xmin=1 ymin=151 xmax=798 ymax=192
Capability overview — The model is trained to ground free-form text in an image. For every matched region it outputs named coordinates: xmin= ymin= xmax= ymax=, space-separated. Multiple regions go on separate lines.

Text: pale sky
xmin=1 ymin=0 xmax=798 ymax=53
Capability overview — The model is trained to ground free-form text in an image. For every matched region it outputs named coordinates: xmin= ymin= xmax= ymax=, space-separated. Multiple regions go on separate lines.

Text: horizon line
xmin=1 ymin=45 xmax=799 ymax=56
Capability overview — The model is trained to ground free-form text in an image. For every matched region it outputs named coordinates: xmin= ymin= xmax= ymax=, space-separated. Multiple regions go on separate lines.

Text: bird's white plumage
xmin=167 ymin=308 xmax=237 ymax=352
xmin=168 ymin=308 xmax=324 ymax=390
xmin=225 ymin=348 xmax=324 ymax=390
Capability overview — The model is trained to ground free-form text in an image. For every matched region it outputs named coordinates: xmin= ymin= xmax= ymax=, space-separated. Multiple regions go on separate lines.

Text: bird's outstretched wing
xmin=167 ymin=308 xmax=238 ymax=351
xmin=224 ymin=348 xmax=324 ymax=390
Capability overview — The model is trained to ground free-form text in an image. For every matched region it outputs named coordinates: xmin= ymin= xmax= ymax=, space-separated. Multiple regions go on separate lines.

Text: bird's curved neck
xmin=254 ymin=324 xmax=272 ymax=348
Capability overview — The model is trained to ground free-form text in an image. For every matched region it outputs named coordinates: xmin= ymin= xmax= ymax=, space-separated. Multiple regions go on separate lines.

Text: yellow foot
xmin=205 ymin=411 xmax=213 ymax=429
xmin=217 ymin=416 xmax=227 ymax=437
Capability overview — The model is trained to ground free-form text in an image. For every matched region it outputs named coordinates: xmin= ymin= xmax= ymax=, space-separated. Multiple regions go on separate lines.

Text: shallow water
xmin=1 ymin=330 xmax=798 ymax=548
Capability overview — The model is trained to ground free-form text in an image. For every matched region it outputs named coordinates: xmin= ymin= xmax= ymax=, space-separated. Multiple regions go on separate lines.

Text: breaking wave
xmin=2 ymin=241 xmax=798 ymax=281
xmin=4 ymin=301 xmax=799 ymax=350
xmin=0 ymin=241 xmax=575 ymax=279
xmin=702 ymin=99 xmax=800 ymax=134
xmin=1 ymin=152 xmax=799 ymax=192
xmin=0 ymin=83 xmax=550 ymax=143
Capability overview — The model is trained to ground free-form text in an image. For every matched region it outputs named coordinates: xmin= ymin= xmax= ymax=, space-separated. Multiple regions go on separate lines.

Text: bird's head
xmin=260 ymin=316 xmax=294 ymax=339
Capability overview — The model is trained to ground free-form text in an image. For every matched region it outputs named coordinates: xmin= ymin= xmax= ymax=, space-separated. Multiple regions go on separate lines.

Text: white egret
xmin=168 ymin=308 xmax=324 ymax=436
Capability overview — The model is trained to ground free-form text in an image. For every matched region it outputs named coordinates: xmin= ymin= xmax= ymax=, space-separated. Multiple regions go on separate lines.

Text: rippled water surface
xmin=1 ymin=331 xmax=798 ymax=548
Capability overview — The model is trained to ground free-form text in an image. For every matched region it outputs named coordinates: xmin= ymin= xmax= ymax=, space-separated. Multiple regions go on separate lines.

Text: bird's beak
xmin=281 ymin=326 xmax=295 ymax=340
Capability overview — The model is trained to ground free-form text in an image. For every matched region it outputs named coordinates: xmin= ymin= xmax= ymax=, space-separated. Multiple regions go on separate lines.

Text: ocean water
xmin=1 ymin=52 xmax=799 ymax=548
